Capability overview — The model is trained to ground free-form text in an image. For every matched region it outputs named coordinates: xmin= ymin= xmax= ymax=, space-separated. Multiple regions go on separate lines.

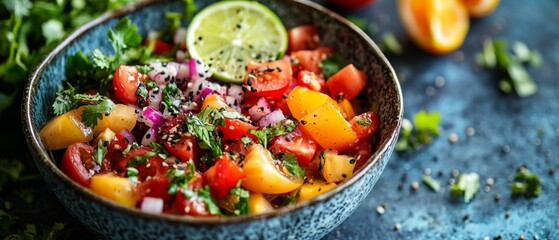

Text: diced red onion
xmin=227 ymin=84 xmax=244 ymax=107
xmin=140 ymin=106 xmax=164 ymax=128
xmin=173 ymin=28 xmax=187 ymax=45
xmin=258 ymin=109 xmax=286 ymax=127
xmin=188 ymin=59 xmax=198 ymax=81
xmin=248 ymin=97 xmax=272 ymax=121
xmin=140 ymin=197 xmax=164 ymax=214
xmin=119 ymin=128 xmax=136 ymax=143
xmin=141 ymin=126 xmax=159 ymax=146
xmin=195 ymin=87 xmax=216 ymax=106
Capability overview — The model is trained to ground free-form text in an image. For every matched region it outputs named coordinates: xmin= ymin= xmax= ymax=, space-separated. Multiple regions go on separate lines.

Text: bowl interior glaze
xmin=22 ymin=0 xmax=402 ymax=239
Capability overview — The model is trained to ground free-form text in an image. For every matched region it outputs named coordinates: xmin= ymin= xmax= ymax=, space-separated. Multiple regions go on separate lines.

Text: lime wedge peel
xmin=186 ymin=1 xmax=288 ymax=83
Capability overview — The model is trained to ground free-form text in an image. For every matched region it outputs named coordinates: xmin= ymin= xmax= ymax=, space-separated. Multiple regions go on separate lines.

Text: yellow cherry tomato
xmin=90 ymin=174 xmax=138 ymax=207
xmin=39 ymin=107 xmax=93 ymax=150
xmin=242 ymin=144 xmax=303 ymax=194
xmin=298 ymin=180 xmax=337 ymax=202
xmin=461 ymin=0 xmax=500 ymax=18
xmin=92 ymin=104 xmax=138 ymax=136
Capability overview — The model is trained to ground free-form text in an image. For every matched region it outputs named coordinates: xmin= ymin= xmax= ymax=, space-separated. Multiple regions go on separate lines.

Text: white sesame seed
xmin=435 ymin=76 xmax=445 ymax=87
xmin=448 ymin=133 xmax=458 ymax=143
xmin=466 ymin=127 xmax=475 ymax=137
xmin=425 ymin=86 xmax=435 ymax=96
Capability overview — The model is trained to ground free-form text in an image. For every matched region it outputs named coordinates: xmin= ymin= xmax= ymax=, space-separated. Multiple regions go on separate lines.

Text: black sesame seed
xmin=342 ymin=174 xmax=347 ymax=178
xmin=301 ymin=120 xmax=307 ymax=125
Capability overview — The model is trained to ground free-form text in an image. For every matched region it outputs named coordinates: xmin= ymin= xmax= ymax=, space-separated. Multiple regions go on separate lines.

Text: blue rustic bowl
xmin=22 ymin=0 xmax=402 ymax=239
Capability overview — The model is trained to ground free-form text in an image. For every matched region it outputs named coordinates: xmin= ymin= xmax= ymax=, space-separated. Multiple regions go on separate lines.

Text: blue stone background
xmin=6 ymin=0 xmax=557 ymax=239
xmin=322 ymin=0 xmax=559 ymax=239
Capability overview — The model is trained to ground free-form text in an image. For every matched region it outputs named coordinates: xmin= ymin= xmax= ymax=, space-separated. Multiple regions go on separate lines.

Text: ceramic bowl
xmin=22 ymin=0 xmax=402 ymax=239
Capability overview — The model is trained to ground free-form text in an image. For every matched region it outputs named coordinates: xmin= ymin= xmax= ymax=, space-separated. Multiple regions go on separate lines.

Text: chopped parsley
xmin=279 ymin=190 xmax=300 ymax=206
xmin=161 ymin=82 xmax=180 ymax=114
xmin=511 ymin=167 xmax=542 ymax=198
xmin=149 ymin=142 xmax=170 ymax=160
xmin=197 ymin=185 xmax=221 ymax=215
xmin=126 ymin=167 xmax=139 ymax=183
xmin=184 ymin=112 xmax=223 ymax=157
xmin=92 ymin=140 xmax=108 ymax=165
xmin=127 ymin=151 xmax=156 ymax=167
xmin=421 ymin=175 xmax=440 ymax=192
xmin=249 ymin=119 xmax=297 ymax=148
xmin=166 ymin=164 xmax=196 ymax=195
xmin=476 ymin=38 xmax=540 ymax=97
xmin=229 ymin=183 xmax=249 ymax=215
xmin=321 ymin=53 xmax=347 ymax=79
xmin=450 ymin=172 xmax=480 ymax=203
xmin=395 ymin=110 xmax=441 ymax=152
xmin=356 ymin=119 xmax=371 ymax=126
xmin=281 ymin=153 xmax=305 ymax=178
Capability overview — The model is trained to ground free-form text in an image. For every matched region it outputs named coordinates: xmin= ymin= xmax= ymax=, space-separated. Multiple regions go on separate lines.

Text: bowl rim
xmin=22 ymin=0 xmax=403 ymax=226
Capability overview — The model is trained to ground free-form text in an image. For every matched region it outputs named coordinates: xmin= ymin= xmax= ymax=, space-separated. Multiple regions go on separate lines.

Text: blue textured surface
xmin=15 ymin=0 xmax=558 ymax=239
xmin=323 ymin=0 xmax=559 ymax=239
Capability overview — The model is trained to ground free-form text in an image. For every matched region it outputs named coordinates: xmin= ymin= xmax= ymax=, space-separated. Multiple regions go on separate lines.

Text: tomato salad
xmin=40 ymin=19 xmax=379 ymax=217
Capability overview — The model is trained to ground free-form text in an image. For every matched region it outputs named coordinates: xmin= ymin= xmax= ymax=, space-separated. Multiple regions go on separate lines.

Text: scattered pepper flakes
xmin=424 ymin=168 xmax=432 ymax=175
xmin=425 ymin=86 xmax=435 ymax=96
xmin=502 ymin=145 xmax=511 ymax=154
xmin=411 ymin=181 xmax=419 ymax=192
xmin=451 ymin=169 xmax=459 ymax=177
xmin=494 ymin=193 xmax=501 ymax=202
xmin=466 ymin=127 xmax=475 ymax=137
xmin=486 ymin=178 xmax=495 ymax=186
xmin=453 ymin=51 xmax=465 ymax=62
xmin=505 ymin=211 xmax=511 ymax=218
xmin=435 ymin=76 xmax=445 ymax=87
xmin=519 ymin=234 xmax=525 ymax=240
xmin=494 ymin=233 xmax=504 ymax=240
xmin=448 ymin=133 xmax=458 ymax=143
xmin=376 ymin=205 xmax=385 ymax=215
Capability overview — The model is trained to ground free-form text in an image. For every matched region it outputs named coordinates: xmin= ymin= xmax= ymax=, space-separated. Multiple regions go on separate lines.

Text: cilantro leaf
xmin=281 ymin=153 xmax=305 ymax=178
xmin=161 ymin=82 xmax=180 ymax=115
xmin=185 ymin=113 xmax=222 ymax=157
xmin=81 ymin=98 xmax=115 ymax=128
xmin=279 ymin=189 xmax=300 ymax=206
xmin=197 ymin=185 xmax=221 ymax=215
xmin=108 ymin=18 xmax=142 ymax=67
xmin=321 ymin=53 xmax=347 ymax=79
xmin=52 ymin=85 xmax=77 ymax=115
xmin=92 ymin=140 xmax=108 ymax=165
xmin=166 ymin=163 xmax=196 ymax=195
xmin=395 ymin=111 xmax=441 ymax=152
xmin=249 ymin=119 xmax=297 ymax=148
xmin=230 ymin=183 xmax=249 ymax=215
xmin=127 ymin=151 xmax=156 ymax=167
xmin=450 ymin=172 xmax=480 ymax=203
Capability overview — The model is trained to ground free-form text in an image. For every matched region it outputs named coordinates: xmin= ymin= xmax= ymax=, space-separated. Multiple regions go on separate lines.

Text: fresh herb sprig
xmin=450 ymin=172 xmax=480 ymax=203
xmin=281 ymin=153 xmax=305 ymax=178
xmin=52 ymin=84 xmax=116 ymax=128
xmin=395 ymin=110 xmax=441 ymax=152
xmin=476 ymin=38 xmax=541 ymax=97
xmin=249 ymin=119 xmax=298 ymax=148
xmin=511 ymin=167 xmax=542 ymax=198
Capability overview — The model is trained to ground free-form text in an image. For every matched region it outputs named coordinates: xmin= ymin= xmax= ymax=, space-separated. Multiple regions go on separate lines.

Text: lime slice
xmin=186 ymin=1 xmax=288 ymax=83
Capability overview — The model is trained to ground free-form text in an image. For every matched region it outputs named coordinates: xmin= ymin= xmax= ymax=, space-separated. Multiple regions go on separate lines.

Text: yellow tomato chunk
xmin=286 ymin=86 xmax=340 ymax=120
xmin=92 ymin=104 xmax=138 ymax=136
xmin=90 ymin=174 xmax=138 ymax=208
xmin=338 ymin=98 xmax=356 ymax=120
xmin=298 ymin=180 xmax=337 ymax=202
xmin=321 ymin=151 xmax=356 ymax=183
xmin=95 ymin=128 xmax=116 ymax=145
xmin=248 ymin=192 xmax=275 ymax=214
xmin=299 ymin=102 xmax=357 ymax=150
xmin=242 ymin=144 xmax=303 ymax=194
xmin=39 ymin=108 xmax=93 ymax=150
